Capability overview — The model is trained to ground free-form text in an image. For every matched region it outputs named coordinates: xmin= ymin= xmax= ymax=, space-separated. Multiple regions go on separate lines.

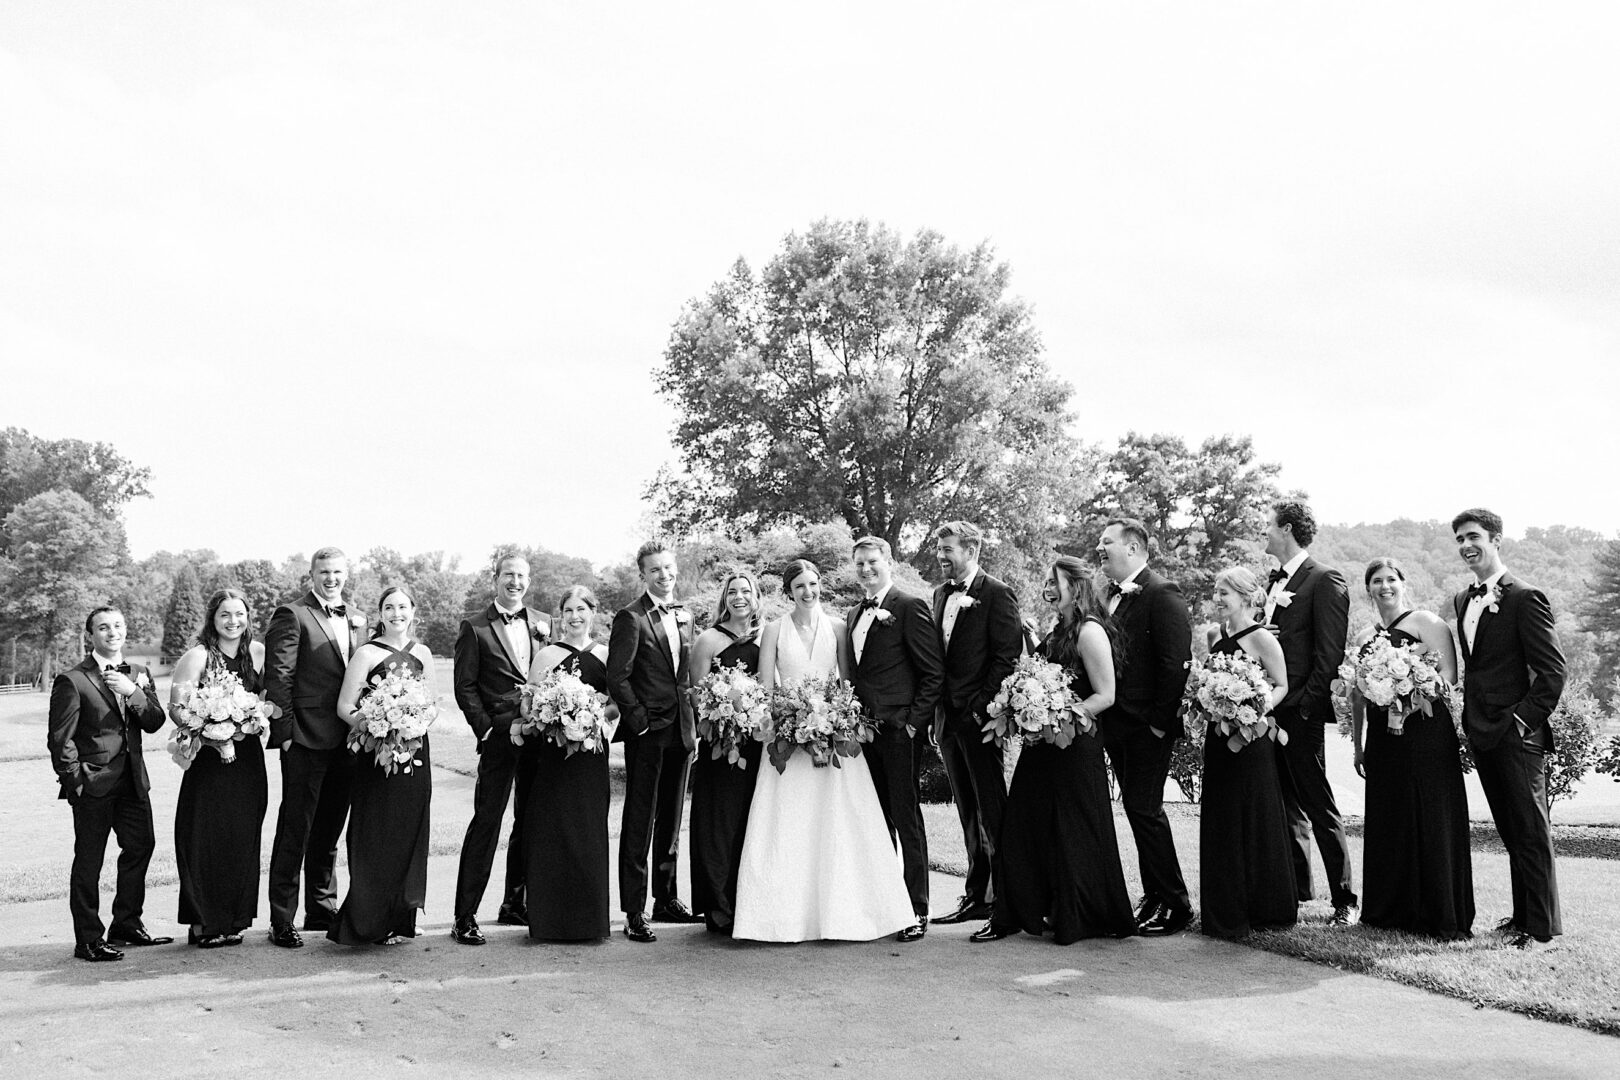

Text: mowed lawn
xmin=4 ymin=666 xmax=1618 ymax=1037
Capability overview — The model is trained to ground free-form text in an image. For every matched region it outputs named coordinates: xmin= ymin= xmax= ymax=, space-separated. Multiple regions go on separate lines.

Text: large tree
xmin=1581 ymin=537 xmax=1620 ymax=697
xmin=652 ymin=219 xmax=1079 ymax=562
xmin=162 ymin=562 xmax=206 ymax=661
xmin=0 ymin=490 xmax=124 ymax=680
xmin=0 ymin=428 xmax=151 ymax=551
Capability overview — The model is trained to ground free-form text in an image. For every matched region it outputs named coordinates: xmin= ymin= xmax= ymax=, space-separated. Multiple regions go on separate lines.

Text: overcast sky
xmin=4 ymin=1 xmax=1616 ymax=571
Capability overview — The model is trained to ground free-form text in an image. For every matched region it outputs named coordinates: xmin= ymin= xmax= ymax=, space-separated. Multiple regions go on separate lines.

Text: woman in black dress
xmin=973 ymin=555 xmax=1136 ymax=944
xmin=169 ymin=588 xmax=272 ymax=949
xmin=1350 ymin=557 xmax=1473 ymax=939
xmin=522 ymin=585 xmax=614 ymax=941
xmin=330 ymin=586 xmax=434 ymax=946
xmin=1199 ymin=567 xmax=1297 ymax=939
xmin=688 ymin=570 xmax=764 ymax=934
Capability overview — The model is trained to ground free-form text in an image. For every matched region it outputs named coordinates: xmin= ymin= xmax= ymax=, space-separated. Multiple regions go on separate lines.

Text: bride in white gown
xmin=731 ymin=560 xmax=917 ymax=942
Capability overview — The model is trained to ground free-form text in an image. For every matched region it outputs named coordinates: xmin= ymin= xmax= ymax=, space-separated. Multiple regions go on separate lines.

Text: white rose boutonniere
xmin=1273 ymin=590 xmax=1295 ymax=609
xmin=348 ymin=612 xmax=368 ymax=632
xmin=675 ymin=609 xmax=692 ymax=627
xmin=1116 ymin=581 xmax=1142 ymax=596
xmin=871 ymin=609 xmax=894 ymax=625
xmin=957 ymin=595 xmax=979 ymax=610
xmin=135 ymin=671 xmax=152 ymax=690
xmin=1487 ymin=583 xmax=1504 ymax=614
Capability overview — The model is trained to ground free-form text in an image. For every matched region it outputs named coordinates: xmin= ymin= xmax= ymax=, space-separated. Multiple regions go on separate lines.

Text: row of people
xmin=45 ymin=501 xmax=1565 ymax=958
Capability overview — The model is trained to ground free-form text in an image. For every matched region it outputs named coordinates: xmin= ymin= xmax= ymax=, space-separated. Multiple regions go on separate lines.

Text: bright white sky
xmin=4 ymin=1 xmax=1616 ymax=570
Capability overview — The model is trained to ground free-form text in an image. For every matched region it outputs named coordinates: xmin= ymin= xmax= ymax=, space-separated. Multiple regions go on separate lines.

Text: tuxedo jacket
xmin=606 ymin=592 xmax=695 ymax=746
xmin=47 ymin=655 xmax=166 ymax=802
xmin=1271 ymin=555 xmax=1349 ymax=721
xmin=843 ymin=588 xmax=944 ymax=732
xmin=1453 ymin=572 xmax=1565 ymax=752
xmin=1099 ymin=567 xmax=1192 ymax=741
xmin=932 ymin=571 xmax=1021 ymax=721
xmin=453 ymin=604 xmax=551 ymax=745
xmin=264 ymin=591 xmax=368 ymax=751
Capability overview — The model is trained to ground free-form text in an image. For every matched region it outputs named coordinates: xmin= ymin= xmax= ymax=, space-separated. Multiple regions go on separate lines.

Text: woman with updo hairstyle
xmin=1197 ymin=566 xmax=1297 ymax=939
xmin=519 ymin=584 xmax=616 ymax=941
xmin=169 ymin=588 xmax=275 ymax=948
xmin=329 ymin=585 xmax=436 ymax=945
xmin=687 ymin=569 xmax=764 ymax=934
xmin=1349 ymin=557 xmax=1472 ymax=939
xmin=974 ymin=556 xmax=1136 ymax=944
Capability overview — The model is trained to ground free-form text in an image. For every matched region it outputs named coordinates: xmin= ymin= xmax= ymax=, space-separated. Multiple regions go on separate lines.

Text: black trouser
xmin=937 ymin=709 xmax=1006 ymax=906
xmin=454 ymin=731 xmax=536 ymax=917
xmin=268 ymin=743 xmax=354 ymax=927
xmin=69 ymin=769 xmax=154 ymax=943
xmin=1103 ymin=722 xmax=1190 ymax=914
xmin=1273 ymin=706 xmax=1356 ymax=907
xmin=618 ymin=726 xmax=691 ymax=915
xmin=1474 ymin=728 xmax=1561 ymax=938
xmin=865 ymin=716 xmax=930 ymax=917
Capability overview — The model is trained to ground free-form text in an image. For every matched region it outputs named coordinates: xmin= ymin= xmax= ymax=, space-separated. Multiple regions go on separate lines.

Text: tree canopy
xmin=0 ymin=427 xmax=151 ymax=552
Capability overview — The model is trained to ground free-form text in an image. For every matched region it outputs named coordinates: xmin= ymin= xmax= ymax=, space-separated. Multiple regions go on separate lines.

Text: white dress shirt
xmin=1462 ymin=568 xmax=1507 ymax=651
xmin=494 ymin=603 xmax=532 ymax=673
xmin=1107 ymin=564 xmax=1146 ymax=616
xmin=1264 ymin=551 xmax=1309 ymax=624
xmin=852 ymin=584 xmax=893 ymax=664
xmin=321 ymin=602 xmax=351 ymax=663
xmin=650 ymin=595 xmax=681 ymax=670
xmin=940 ymin=568 xmax=980 ymax=650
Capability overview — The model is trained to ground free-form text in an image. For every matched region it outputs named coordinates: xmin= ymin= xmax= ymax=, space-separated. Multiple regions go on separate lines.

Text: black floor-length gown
xmin=1359 ymin=613 xmax=1474 ymax=939
xmin=523 ymin=643 xmax=612 ymax=941
xmin=689 ymin=626 xmax=763 ymax=933
xmin=993 ymin=622 xmax=1136 ymax=943
xmin=1199 ymin=625 xmax=1297 ymax=939
xmin=330 ymin=642 xmax=431 ymax=945
xmin=175 ymin=649 xmax=269 ymax=937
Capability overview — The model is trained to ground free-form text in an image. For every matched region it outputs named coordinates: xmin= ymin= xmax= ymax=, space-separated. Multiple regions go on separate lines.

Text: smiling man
xmin=1451 ymin=508 xmax=1565 ymax=949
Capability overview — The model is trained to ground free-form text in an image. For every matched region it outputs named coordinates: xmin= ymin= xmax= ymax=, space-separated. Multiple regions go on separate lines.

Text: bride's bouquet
xmin=765 ymin=674 xmax=875 ymax=773
xmin=348 ymin=661 xmax=438 ymax=775
xmin=1179 ymin=649 xmax=1285 ymax=753
xmin=168 ymin=666 xmax=269 ymax=768
xmin=1333 ymin=634 xmax=1453 ymax=735
xmin=692 ymin=663 xmax=771 ymax=769
xmin=514 ymin=667 xmax=611 ymax=757
xmin=981 ymin=654 xmax=1094 ymax=749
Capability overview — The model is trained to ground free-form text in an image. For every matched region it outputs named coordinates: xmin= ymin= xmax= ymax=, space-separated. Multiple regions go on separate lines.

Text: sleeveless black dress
xmin=688 ymin=625 xmax=763 ymax=933
xmin=1199 ymin=625 xmax=1297 ymax=939
xmin=175 ymin=648 xmax=269 ymax=936
xmin=1359 ymin=613 xmax=1474 ymax=939
xmin=993 ymin=622 xmax=1136 ymax=943
xmin=523 ymin=643 xmax=612 ymax=941
xmin=330 ymin=641 xmax=431 ymax=945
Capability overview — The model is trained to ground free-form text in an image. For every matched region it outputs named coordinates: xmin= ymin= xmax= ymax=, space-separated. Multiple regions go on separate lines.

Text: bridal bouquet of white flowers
xmin=981 ymin=654 xmax=1094 ymax=749
xmin=169 ymin=666 xmax=269 ymax=768
xmin=766 ymin=675 xmax=874 ymax=773
xmin=693 ymin=663 xmax=770 ymax=769
xmin=514 ymin=667 xmax=611 ymax=757
xmin=1180 ymin=650 xmax=1284 ymax=753
xmin=1333 ymin=634 xmax=1453 ymax=735
xmin=348 ymin=662 xmax=438 ymax=775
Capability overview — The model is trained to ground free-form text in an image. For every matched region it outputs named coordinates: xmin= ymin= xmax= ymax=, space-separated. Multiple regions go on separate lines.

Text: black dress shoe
xmin=197 ymin=932 xmax=238 ymax=950
xmin=968 ymin=921 xmax=1018 ymax=943
xmin=651 ymin=898 xmax=703 ymax=924
xmin=301 ymin=915 xmax=334 ymax=933
xmin=1139 ymin=906 xmax=1192 ymax=937
xmin=624 ymin=913 xmax=657 ymax=943
xmin=108 ymin=925 xmax=173 ymax=947
xmin=268 ymin=922 xmax=304 ymax=949
xmin=1328 ymin=904 xmax=1356 ymax=927
xmin=1493 ymin=916 xmax=1521 ymax=936
xmin=1508 ymin=930 xmax=1554 ymax=951
xmin=1132 ymin=896 xmax=1160 ymax=925
xmin=496 ymin=903 xmax=528 ymax=926
xmin=451 ymin=916 xmax=486 ymax=945
xmin=74 ymin=939 xmax=124 ymax=962
xmin=933 ymin=898 xmax=993 ymax=925
xmin=895 ymin=919 xmax=927 ymax=943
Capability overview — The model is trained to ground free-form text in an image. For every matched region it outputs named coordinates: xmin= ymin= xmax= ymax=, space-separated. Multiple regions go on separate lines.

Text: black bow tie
xmin=944 ymin=581 xmax=967 ymax=595
xmin=1106 ymin=581 xmax=1123 ymax=598
xmin=652 ymin=602 xmax=684 ymax=616
xmin=1467 ymin=582 xmax=1489 ymax=599
xmin=1267 ymin=569 xmax=1289 ymax=588
xmin=103 ymin=663 xmax=131 ymax=676
xmin=498 ymin=609 xmax=526 ymax=625
xmin=859 ymin=598 xmax=880 ymax=612
xmin=324 ymin=604 xmax=347 ymax=619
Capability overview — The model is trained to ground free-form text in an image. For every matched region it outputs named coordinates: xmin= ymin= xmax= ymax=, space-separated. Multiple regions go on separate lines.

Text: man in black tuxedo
xmin=264 ymin=546 xmax=364 ymax=948
xmin=845 ymin=535 xmax=943 ymax=942
xmin=1452 ymin=508 xmax=1565 ymax=948
xmin=607 ymin=540 xmax=699 ymax=943
xmin=47 ymin=605 xmax=173 ymax=960
xmin=1263 ymin=500 xmax=1356 ymax=922
xmin=451 ymin=554 xmax=551 ymax=945
xmin=1096 ymin=518 xmax=1194 ymax=935
xmin=927 ymin=521 xmax=1021 ymax=928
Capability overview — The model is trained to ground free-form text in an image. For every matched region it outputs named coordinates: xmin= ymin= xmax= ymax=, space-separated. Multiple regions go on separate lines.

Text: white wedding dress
xmin=731 ymin=609 xmax=916 ymax=942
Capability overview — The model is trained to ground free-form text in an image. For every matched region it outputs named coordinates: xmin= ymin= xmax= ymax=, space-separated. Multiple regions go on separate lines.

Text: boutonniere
xmin=1273 ymin=590 xmax=1295 ymax=609
xmin=1486 ymin=583 xmax=1504 ymax=613
xmin=134 ymin=671 xmax=152 ymax=690
xmin=957 ymin=596 xmax=979 ymax=610
xmin=1116 ymin=581 xmax=1142 ymax=596
xmin=674 ymin=609 xmax=692 ymax=627
xmin=348 ymin=612 xmax=367 ymax=630
xmin=871 ymin=609 xmax=894 ymax=624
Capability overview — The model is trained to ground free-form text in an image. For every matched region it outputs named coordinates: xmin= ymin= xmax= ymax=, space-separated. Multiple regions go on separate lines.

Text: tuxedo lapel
xmin=485 ymin=604 xmax=523 ymax=674
xmin=1473 ymin=574 xmax=1513 ymax=654
xmin=83 ymin=657 xmax=123 ymax=716
xmin=304 ymin=593 xmax=345 ymax=666
xmin=932 ymin=585 xmax=947 ymax=628
xmin=644 ymin=597 xmax=677 ymax=677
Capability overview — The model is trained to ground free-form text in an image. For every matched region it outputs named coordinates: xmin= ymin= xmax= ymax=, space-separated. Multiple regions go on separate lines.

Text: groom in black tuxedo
xmin=928 ymin=521 xmax=1021 ymax=928
xmin=1452 ymin=508 xmax=1565 ymax=948
xmin=845 ymin=535 xmax=943 ymax=942
xmin=451 ymin=554 xmax=551 ymax=945
xmin=264 ymin=546 xmax=364 ymax=948
xmin=607 ymin=539 xmax=699 ymax=943
xmin=1263 ymin=500 xmax=1356 ymax=922
xmin=1096 ymin=518 xmax=1194 ymax=935
xmin=47 ymin=605 xmax=172 ymax=960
